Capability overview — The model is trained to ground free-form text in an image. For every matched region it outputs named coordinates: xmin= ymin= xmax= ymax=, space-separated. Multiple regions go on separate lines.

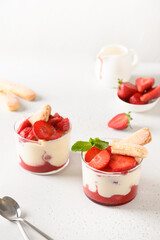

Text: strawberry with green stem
xmin=108 ymin=112 xmax=133 ymax=130
xmin=117 ymin=79 xmax=137 ymax=100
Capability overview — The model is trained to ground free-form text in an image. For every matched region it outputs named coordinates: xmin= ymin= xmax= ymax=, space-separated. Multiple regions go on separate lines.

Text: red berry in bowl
xmin=135 ymin=77 xmax=155 ymax=93
xmin=117 ymin=79 xmax=137 ymax=100
xmin=129 ymin=92 xmax=147 ymax=105
xmin=140 ymin=85 xmax=160 ymax=102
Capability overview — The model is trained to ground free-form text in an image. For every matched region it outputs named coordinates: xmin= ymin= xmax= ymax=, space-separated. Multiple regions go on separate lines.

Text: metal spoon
xmin=0 ymin=196 xmax=53 ymax=240
xmin=0 ymin=196 xmax=30 ymax=240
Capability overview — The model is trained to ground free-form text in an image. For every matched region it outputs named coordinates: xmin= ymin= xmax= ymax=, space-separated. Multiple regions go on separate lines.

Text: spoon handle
xmin=16 ymin=221 xmax=30 ymax=240
xmin=22 ymin=219 xmax=53 ymax=240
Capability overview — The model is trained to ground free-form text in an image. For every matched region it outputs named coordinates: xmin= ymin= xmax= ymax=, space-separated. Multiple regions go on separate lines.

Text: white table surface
xmin=0 ymin=58 xmax=160 ymax=240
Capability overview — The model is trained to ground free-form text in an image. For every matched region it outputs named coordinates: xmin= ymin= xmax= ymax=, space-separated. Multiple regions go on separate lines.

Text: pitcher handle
xmin=129 ymin=49 xmax=139 ymax=70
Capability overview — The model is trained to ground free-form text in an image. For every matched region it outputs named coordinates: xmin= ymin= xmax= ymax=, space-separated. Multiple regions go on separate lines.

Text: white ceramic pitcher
xmin=95 ymin=45 xmax=139 ymax=88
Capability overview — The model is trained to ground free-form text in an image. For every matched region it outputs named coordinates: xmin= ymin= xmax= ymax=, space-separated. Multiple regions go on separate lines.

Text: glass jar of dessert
xmin=81 ymin=150 xmax=142 ymax=206
xmin=14 ymin=105 xmax=71 ymax=175
xmin=71 ymin=128 xmax=151 ymax=206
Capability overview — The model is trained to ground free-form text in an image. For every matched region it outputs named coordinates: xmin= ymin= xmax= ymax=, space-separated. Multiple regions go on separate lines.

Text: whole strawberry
xmin=117 ymin=79 xmax=137 ymax=100
xmin=108 ymin=112 xmax=132 ymax=130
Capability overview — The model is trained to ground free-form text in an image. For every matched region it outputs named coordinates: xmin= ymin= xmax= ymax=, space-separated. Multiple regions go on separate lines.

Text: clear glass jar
xmin=14 ymin=118 xmax=71 ymax=175
xmin=81 ymin=151 xmax=142 ymax=206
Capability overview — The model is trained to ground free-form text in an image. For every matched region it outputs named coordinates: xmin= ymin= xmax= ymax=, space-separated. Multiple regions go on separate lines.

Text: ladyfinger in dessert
xmin=111 ymin=141 xmax=148 ymax=158
xmin=111 ymin=128 xmax=152 ymax=159
xmin=29 ymin=104 xmax=51 ymax=125
xmin=0 ymin=79 xmax=36 ymax=101
xmin=120 ymin=128 xmax=152 ymax=145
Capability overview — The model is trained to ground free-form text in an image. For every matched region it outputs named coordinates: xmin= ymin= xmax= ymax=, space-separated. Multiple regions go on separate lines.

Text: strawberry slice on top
xmin=19 ymin=127 xmax=32 ymax=139
xmin=109 ymin=154 xmax=137 ymax=172
xmin=108 ymin=112 xmax=132 ymax=130
xmin=56 ymin=118 xmax=70 ymax=132
xmin=135 ymin=77 xmax=155 ymax=93
xmin=17 ymin=119 xmax=31 ymax=134
xmin=33 ymin=120 xmax=56 ymax=140
xmin=48 ymin=113 xmax=63 ymax=127
xmin=47 ymin=130 xmax=63 ymax=140
xmin=88 ymin=149 xmax=110 ymax=170
xmin=85 ymin=147 xmax=101 ymax=162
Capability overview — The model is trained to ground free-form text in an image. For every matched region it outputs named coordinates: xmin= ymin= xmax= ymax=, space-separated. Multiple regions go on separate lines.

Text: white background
xmin=0 ymin=1 xmax=160 ymax=240
xmin=0 ymin=0 xmax=160 ymax=63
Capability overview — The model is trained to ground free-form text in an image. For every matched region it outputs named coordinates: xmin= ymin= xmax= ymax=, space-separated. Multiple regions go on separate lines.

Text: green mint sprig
xmin=71 ymin=138 xmax=109 ymax=152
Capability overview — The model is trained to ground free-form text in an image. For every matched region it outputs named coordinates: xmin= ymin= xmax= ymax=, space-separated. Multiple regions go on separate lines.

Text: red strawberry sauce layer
xmin=84 ymin=184 xmax=138 ymax=206
xmin=19 ymin=156 xmax=67 ymax=173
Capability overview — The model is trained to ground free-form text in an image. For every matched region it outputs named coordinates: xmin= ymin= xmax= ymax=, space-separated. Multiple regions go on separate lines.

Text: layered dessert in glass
xmin=72 ymin=128 xmax=151 ymax=206
xmin=14 ymin=105 xmax=71 ymax=174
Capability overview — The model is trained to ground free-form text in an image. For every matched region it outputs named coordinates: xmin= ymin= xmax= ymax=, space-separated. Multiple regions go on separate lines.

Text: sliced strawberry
xmin=33 ymin=120 xmax=56 ymax=140
xmin=117 ymin=80 xmax=137 ymax=100
xmin=26 ymin=129 xmax=37 ymax=141
xmin=19 ymin=127 xmax=32 ymax=139
xmin=109 ymin=154 xmax=136 ymax=172
xmin=88 ymin=149 xmax=110 ymax=170
xmin=85 ymin=147 xmax=101 ymax=162
xmin=17 ymin=119 xmax=31 ymax=134
xmin=107 ymin=145 xmax=112 ymax=154
xmin=47 ymin=130 xmax=63 ymax=140
xmin=140 ymin=86 xmax=160 ymax=102
xmin=56 ymin=118 xmax=70 ymax=132
xmin=108 ymin=112 xmax=132 ymax=130
xmin=129 ymin=92 xmax=148 ymax=105
xmin=54 ymin=113 xmax=62 ymax=118
xmin=48 ymin=113 xmax=63 ymax=127
xmin=136 ymin=77 xmax=155 ymax=93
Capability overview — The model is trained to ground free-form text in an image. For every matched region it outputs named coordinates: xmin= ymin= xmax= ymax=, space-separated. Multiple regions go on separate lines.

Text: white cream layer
xmin=82 ymin=161 xmax=141 ymax=198
xmin=16 ymin=131 xmax=70 ymax=167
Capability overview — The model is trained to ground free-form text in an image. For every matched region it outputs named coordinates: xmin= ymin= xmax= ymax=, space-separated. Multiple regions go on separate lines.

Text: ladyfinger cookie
xmin=29 ymin=104 xmax=51 ymax=125
xmin=0 ymin=79 xmax=36 ymax=101
xmin=120 ymin=128 xmax=152 ymax=146
xmin=111 ymin=141 xmax=148 ymax=158
xmin=0 ymin=92 xmax=19 ymax=111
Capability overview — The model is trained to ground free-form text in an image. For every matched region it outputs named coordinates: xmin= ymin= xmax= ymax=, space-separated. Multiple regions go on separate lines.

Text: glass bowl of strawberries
xmin=14 ymin=105 xmax=71 ymax=175
xmin=71 ymin=128 xmax=151 ymax=206
xmin=116 ymin=78 xmax=160 ymax=112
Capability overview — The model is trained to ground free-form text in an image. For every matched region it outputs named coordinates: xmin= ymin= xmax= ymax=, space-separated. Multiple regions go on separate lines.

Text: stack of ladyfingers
xmin=0 ymin=79 xmax=36 ymax=111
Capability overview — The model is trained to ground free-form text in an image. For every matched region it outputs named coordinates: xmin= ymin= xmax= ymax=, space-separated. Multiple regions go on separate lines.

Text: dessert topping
xmin=109 ymin=154 xmax=136 ymax=172
xmin=88 ymin=149 xmax=110 ymax=170
xmin=71 ymin=138 xmax=109 ymax=152
xmin=29 ymin=104 xmax=51 ymax=125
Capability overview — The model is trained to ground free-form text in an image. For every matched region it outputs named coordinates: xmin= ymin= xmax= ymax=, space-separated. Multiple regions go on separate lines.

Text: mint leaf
xmin=71 ymin=141 xmax=92 ymax=152
xmin=89 ymin=138 xmax=94 ymax=146
xmin=71 ymin=138 xmax=109 ymax=152
xmin=93 ymin=138 xmax=109 ymax=150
